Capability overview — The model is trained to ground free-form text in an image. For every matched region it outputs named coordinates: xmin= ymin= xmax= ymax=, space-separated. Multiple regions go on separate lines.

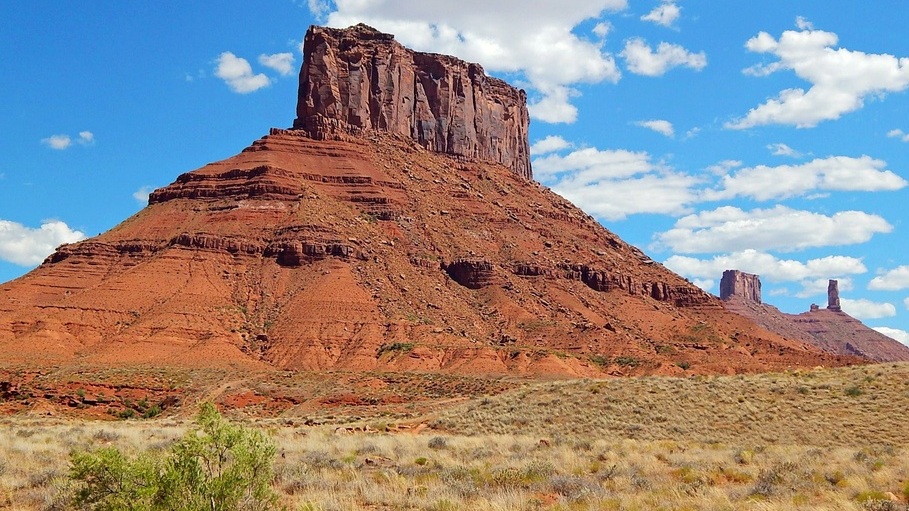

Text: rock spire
xmin=827 ymin=279 xmax=841 ymax=311
xmin=293 ymin=24 xmax=532 ymax=179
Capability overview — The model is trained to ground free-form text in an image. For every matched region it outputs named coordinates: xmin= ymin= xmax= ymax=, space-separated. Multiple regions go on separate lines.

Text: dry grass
xmin=1 ymin=363 xmax=909 ymax=510
xmin=433 ymin=362 xmax=909 ymax=447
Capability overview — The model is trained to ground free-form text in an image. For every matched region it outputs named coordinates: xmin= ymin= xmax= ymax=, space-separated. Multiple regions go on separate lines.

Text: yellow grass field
xmin=2 ymin=363 xmax=908 ymax=510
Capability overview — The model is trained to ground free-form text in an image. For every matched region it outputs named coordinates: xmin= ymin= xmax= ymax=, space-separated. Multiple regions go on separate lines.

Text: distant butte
xmin=720 ymin=271 xmax=909 ymax=362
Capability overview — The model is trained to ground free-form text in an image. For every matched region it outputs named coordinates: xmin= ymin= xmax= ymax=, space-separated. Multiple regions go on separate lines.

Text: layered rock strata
xmin=294 ymin=24 xmax=532 ymax=180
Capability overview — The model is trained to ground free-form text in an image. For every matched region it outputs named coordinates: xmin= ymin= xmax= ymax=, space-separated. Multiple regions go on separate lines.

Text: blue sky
xmin=2 ymin=1 xmax=909 ymax=345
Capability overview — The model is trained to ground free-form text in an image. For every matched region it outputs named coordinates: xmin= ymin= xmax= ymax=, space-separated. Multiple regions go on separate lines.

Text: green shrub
xmin=69 ymin=402 xmax=278 ymax=510
xmin=845 ymin=385 xmax=864 ymax=397
xmin=377 ymin=342 xmax=414 ymax=357
xmin=615 ymin=356 xmax=641 ymax=368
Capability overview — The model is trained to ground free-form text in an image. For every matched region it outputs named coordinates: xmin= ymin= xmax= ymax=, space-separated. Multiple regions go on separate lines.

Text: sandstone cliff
xmin=720 ymin=270 xmax=761 ymax=304
xmin=294 ymin=24 xmax=532 ymax=180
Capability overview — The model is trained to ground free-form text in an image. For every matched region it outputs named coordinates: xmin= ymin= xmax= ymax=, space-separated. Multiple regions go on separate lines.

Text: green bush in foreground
xmin=70 ymin=402 xmax=278 ymax=511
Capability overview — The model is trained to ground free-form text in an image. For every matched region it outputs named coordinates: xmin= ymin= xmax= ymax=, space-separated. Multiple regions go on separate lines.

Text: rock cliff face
xmin=719 ymin=270 xmax=761 ymax=303
xmin=294 ymin=24 xmax=532 ymax=180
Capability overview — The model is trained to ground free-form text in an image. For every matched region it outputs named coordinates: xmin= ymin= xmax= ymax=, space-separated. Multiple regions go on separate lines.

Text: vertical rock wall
xmin=719 ymin=270 xmax=762 ymax=303
xmin=294 ymin=24 xmax=532 ymax=180
xmin=827 ymin=279 xmax=841 ymax=311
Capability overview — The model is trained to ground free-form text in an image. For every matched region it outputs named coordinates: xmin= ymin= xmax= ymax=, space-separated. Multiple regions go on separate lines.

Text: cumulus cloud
xmin=653 ymin=206 xmax=892 ymax=254
xmin=692 ymin=278 xmax=714 ymax=291
xmin=767 ymin=142 xmax=801 ymax=157
xmin=887 ymin=129 xmax=909 ymax=142
xmin=868 ymin=266 xmax=909 ymax=291
xmin=873 ymin=327 xmax=909 ymax=346
xmin=41 ymin=131 xmax=95 ymax=150
xmin=530 ymin=136 xmax=572 ymax=155
xmin=641 ymin=1 xmax=681 ymax=28
xmin=664 ymin=249 xmax=867 ymax=284
xmin=307 ymin=0 xmax=331 ymax=19
xmin=258 ymin=52 xmax=295 ymax=76
xmin=635 ymin=119 xmax=674 ymax=137
xmin=703 ymin=155 xmax=907 ymax=201
xmin=317 ymin=0 xmax=627 ymax=123
xmin=620 ymin=38 xmax=706 ymax=76
xmin=727 ymin=23 xmax=909 ymax=129
xmin=0 ymin=219 xmax=86 ymax=266
xmin=132 ymin=186 xmax=156 ymax=204
xmin=215 ymin=52 xmax=271 ymax=93
xmin=533 ymin=147 xmax=698 ymax=220
xmin=41 ymin=134 xmax=72 ymax=150
xmin=592 ymin=22 xmax=612 ymax=39
xmin=705 ymin=160 xmax=742 ymax=176
xmin=840 ymin=298 xmax=896 ymax=319
xmin=795 ymin=277 xmax=853 ymax=299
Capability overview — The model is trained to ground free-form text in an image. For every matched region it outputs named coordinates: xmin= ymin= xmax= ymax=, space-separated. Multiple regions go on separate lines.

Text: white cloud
xmin=795 ymin=277 xmax=853 ymax=299
xmin=664 ymin=249 xmax=867 ymax=283
xmin=41 ymin=131 xmax=95 ymax=150
xmin=308 ymin=0 xmax=331 ymax=19
xmin=705 ymin=160 xmax=741 ymax=176
xmin=887 ymin=129 xmax=909 ymax=142
xmin=318 ymin=0 xmax=627 ymax=124
xmin=215 ymin=52 xmax=271 ymax=93
xmin=840 ymin=298 xmax=896 ymax=319
xmin=904 ymin=297 xmax=909 ymax=310
xmin=620 ymin=38 xmax=706 ymax=76
xmin=530 ymin=135 xmax=571 ymax=155
xmin=555 ymin=172 xmax=699 ymax=220
xmin=592 ymin=22 xmax=612 ymax=39
xmin=703 ymin=155 xmax=907 ymax=201
xmin=0 ymin=219 xmax=86 ymax=266
xmin=683 ymin=127 xmax=700 ymax=139
xmin=692 ymin=278 xmax=714 ymax=291
xmin=727 ymin=24 xmax=909 ymax=129
xmin=41 ymin=134 xmax=72 ymax=150
xmin=533 ymin=147 xmax=698 ymax=220
xmin=534 ymin=147 xmax=658 ymax=181
xmin=872 ymin=327 xmax=909 ymax=346
xmin=641 ymin=1 xmax=680 ymax=27
xmin=868 ymin=266 xmax=909 ymax=291
xmin=132 ymin=186 xmax=155 ymax=204
xmin=795 ymin=16 xmax=814 ymax=31
xmin=258 ymin=52 xmax=295 ymax=76
xmin=529 ymin=85 xmax=581 ymax=123
xmin=767 ymin=142 xmax=801 ymax=157
xmin=635 ymin=119 xmax=674 ymax=137
xmin=653 ymin=206 xmax=892 ymax=254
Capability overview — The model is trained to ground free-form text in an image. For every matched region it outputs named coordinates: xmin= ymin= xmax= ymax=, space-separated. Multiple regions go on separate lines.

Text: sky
xmin=2 ymin=1 xmax=909 ymax=345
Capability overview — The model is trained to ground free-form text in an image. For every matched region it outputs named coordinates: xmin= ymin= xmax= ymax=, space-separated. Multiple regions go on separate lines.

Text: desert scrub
xmin=68 ymin=403 xmax=278 ymax=510
xmin=377 ymin=342 xmax=414 ymax=357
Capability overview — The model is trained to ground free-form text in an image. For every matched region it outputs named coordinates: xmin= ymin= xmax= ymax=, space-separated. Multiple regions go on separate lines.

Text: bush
xmin=428 ymin=436 xmax=448 ymax=450
xmin=845 ymin=385 xmax=864 ymax=397
xmin=69 ymin=402 xmax=278 ymax=510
